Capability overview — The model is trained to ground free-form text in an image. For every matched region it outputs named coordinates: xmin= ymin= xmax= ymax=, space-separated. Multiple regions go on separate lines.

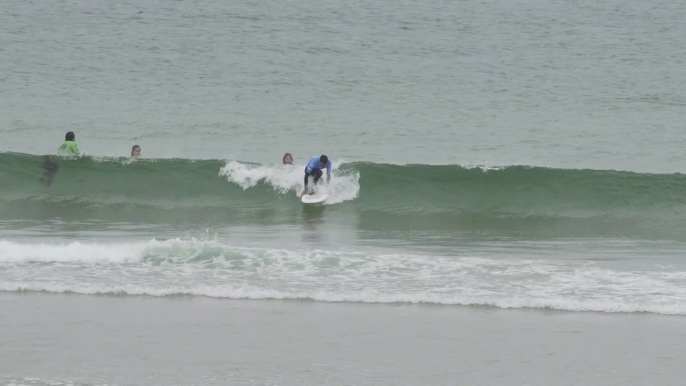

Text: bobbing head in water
xmin=283 ymin=152 xmax=293 ymax=165
xmin=131 ymin=145 xmax=141 ymax=158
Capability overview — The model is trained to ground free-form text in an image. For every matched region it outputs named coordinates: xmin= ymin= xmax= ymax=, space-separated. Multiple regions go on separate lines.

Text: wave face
xmin=2 ymin=239 xmax=685 ymax=315
xmin=1 ymin=152 xmax=686 ymax=238
xmin=3 ymin=153 xmax=686 ymax=314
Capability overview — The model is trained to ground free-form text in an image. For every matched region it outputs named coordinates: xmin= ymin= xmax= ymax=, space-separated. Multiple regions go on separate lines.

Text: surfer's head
xmin=283 ymin=152 xmax=293 ymax=165
xmin=319 ymin=155 xmax=328 ymax=167
xmin=131 ymin=145 xmax=141 ymax=158
xmin=65 ymin=131 xmax=75 ymax=141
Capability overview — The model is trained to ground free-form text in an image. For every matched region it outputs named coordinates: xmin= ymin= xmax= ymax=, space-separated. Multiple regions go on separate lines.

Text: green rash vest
xmin=57 ymin=141 xmax=80 ymax=156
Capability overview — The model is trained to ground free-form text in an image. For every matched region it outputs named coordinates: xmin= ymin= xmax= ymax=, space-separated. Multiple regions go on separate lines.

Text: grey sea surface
xmin=1 ymin=0 xmax=685 ymax=171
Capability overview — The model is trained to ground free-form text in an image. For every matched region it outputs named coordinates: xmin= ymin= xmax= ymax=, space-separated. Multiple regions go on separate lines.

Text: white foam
xmin=219 ymin=161 xmax=359 ymax=204
xmin=0 ymin=240 xmax=146 ymax=263
xmin=219 ymin=161 xmax=302 ymax=192
xmin=2 ymin=281 xmax=686 ymax=315
xmin=2 ymin=239 xmax=686 ymax=315
xmin=0 ymin=377 xmax=85 ymax=386
xmin=0 ymin=239 xmax=191 ymax=264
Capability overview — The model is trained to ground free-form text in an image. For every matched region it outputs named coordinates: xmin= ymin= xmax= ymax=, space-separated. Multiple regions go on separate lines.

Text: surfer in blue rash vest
xmin=301 ymin=155 xmax=331 ymax=195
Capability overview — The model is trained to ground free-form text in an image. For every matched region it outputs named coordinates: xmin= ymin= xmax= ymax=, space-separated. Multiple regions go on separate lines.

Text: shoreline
xmin=2 ymin=285 xmax=684 ymax=316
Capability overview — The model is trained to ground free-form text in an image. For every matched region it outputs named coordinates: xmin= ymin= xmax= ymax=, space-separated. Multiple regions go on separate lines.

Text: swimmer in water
xmin=131 ymin=145 xmax=141 ymax=158
xmin=283 ymin=152 xmax=293 ymax=165
xmin=57 ymin=131 xmax=80 ymax=156
xmin=39 ymin=156 xmax=59 ymax=187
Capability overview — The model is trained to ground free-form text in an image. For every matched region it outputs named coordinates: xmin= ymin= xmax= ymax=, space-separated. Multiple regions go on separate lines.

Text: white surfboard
xmin=301 ymin=193 xmax=329 ymax=204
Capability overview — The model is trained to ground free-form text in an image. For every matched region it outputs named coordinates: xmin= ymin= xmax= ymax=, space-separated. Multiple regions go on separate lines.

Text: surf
xmin=2 ymin=238 xmax=686 ymax=315
xmin=2 ymin=152 xmax=686 ymax=239
xmin=218 ymin=160 xmax=359 ymax=204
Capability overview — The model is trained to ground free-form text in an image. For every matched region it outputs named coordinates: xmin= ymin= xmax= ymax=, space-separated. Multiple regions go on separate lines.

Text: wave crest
xmin=219 ymin=160 xmax=360 ymax=204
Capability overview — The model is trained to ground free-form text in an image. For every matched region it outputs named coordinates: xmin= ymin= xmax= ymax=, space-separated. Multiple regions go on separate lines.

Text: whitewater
xmin=2 ymin=152 xmax=686 ymax=316
xmin=219 ymin=160 xmax=360 ymax=204
xmin=2 ymin=237 xmax=686 ymax=315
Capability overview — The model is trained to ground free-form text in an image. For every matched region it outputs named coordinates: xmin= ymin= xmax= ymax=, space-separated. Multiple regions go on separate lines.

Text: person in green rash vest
xmin=57 ymin=131 xmax=80 ymax=156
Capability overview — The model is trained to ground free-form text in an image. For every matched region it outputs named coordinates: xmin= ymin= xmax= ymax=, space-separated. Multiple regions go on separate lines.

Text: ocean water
xmin=1 ymin=0 xmax=686 ymax=384
xmin=2 ymin=0 xmax=686 ymax=171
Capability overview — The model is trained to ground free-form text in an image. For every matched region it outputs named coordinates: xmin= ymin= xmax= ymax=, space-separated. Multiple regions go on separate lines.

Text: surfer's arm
xmin=326 ymin=162 xmax=331 ymax=183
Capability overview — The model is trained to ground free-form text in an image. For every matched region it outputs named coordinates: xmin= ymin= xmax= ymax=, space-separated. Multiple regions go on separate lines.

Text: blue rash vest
xmin=305 ymin=156 xmax=332 ymax=176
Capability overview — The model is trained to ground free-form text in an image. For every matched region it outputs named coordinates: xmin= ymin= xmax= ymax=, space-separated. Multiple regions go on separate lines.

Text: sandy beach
xmin=1 ymin=293 xmax=684 ymax=386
